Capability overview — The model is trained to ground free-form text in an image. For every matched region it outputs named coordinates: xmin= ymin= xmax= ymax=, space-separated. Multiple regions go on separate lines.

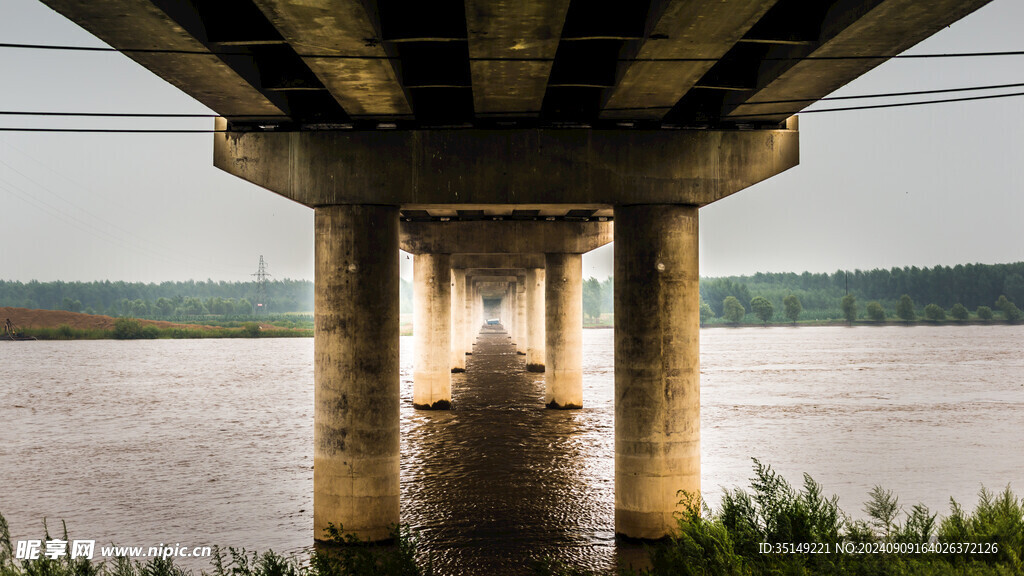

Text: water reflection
xmin=400 ymin=327 xmax=614 ymax=574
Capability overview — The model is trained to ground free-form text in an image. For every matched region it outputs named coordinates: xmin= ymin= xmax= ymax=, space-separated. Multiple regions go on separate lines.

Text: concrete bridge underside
xmin=38 ymin=0 xmax=992 ymax=544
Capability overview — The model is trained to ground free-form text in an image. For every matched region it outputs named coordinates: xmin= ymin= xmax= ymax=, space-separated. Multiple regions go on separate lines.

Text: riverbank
xmin=0 ymin=307 xmax=311 ymax=340
xmin=580 ymin=312 xmax=1020 ymax=329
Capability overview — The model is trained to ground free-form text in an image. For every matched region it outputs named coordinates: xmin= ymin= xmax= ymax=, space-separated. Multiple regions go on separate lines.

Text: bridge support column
xmin=314 ymin=204 xmax=399 ymax=542
xmin=516 ymin=278 xmax=527 ymax=355
xmin=526 ymin=268 xmax=545 ymax=372
xmin=414 ymin=253 xmax=452 ymax=410
xmin=545 ymin=253 xmax=582 ymax=409
xmin=464 ymin=277 xmax=474 ymax=355
xmin=451 ymin=268 xmax=466 ymax=372
xmin=614 ymin=204 xmax=700 ymax=540
xmin=508 ymin=282 xmax=517 ymax=340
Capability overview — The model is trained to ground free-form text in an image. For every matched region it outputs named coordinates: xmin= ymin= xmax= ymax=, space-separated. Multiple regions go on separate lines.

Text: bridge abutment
xmin=614 ymin=204 xmax=701 ymax=540
xmin=313 ymin=204 xmax=400 ymax=543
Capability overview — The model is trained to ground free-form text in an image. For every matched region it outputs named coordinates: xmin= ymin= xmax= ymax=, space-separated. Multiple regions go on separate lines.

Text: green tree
xmin=699 ymin=301 xmax=715 ymax=326
xmin=950 ymin=303 xmax=969 ymax=320
xmin=897 ymin=294 xmax=916 ymax=322
xmin=783 ymin=294 xmax=802 ymax=324
xmin=1005 ymin=302 xmax=1023 ymax=323
xmin=924 ymin=303 xmax=946 ymax=321
xmin=866 ymin=301 xmax=886 ymax=322
xmin=723 ymin=296 xmax=745 ymax=325
xmin=995 ymin=295 xmax=1011 ymax=313
xmin=155 ymin=297 xmax=175 ymax=317
xmin=977 ymin=306 xmax=994 ymax=321
xmin=130 ymin=298 xmax=149 ymax=318
xmin=582 ymin=277 xmax=603 ymax=321
xmin=841 ymin=294 xmax=857 ymax=324
xmin=750 ymin=296 xmax=774 ymax=325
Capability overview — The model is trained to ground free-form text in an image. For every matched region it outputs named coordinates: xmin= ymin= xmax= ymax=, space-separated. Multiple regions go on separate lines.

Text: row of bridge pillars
xmin=414 ymin=257 xmax=584 ymax=411
xmin=314 ymin=204 xmax=699 ymax=543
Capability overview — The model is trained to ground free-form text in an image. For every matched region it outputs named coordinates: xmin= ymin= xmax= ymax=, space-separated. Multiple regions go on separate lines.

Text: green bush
xmin=112 ymin=318 xmax=159 ymax=339
xmin=951 ymin=303 xmax=970 ymax=321
xmin=978 ymin=306 xmax=994 ymax=321
xmin=924 ymin=304 xmax=946 ymax=321
xmin=866 ymin=301 xmax=887 ymax=322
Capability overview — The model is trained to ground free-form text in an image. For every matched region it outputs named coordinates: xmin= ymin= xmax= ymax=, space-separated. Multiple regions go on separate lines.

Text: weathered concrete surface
xmin=313 ymin=205 xmax=399 ymax=542
xmin=526 ymin=268 xmax=546 ymax=372
xmin=544 ymin=253 xmax=582 ymax=409
xmin=402 ymin=220 xmax=613 ymax=255
xmin=40 ymin=1 xmax=283 ymax=121
xmin=214 ymin=126 xmax=798 ymax=208
xmin=601 ymin=0 xmax=775 ymax=120
xmin=451 ymin=268 xmax=467 ymax=372
xmin=465 ymin=276 xmax=476 ymax=355
xmin=414 ymin=253 xmax=452 ymax=410
xmin=249 ymin=0 xmax=411 ymax=119
xmin=465 ymin=0 xmax=570 ymax=115
xmin=516 ymin=279 xmax=527 ymax=355
xmin=453 ymin=253 xmax=545 ymax=270
xmin=614 ymin=204 xmax=700 ymax=540
xmin=725 ymin=0 xmax=993 ymax=123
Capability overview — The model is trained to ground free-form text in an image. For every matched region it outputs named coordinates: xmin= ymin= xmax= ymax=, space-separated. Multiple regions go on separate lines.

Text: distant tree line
xmin=0 ymin=278 xmax=313 ymax=318
xmin=578 ymin=262 xmax=1024 ymax=325
xmin=4 ymin=262 xmax=1022 ymax=325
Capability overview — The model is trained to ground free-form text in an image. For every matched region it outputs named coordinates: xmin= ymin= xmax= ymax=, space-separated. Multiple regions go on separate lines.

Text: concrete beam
xmin=724 ymin=0 xmax=992 ymax=122
xmin=251 ymin=0 xmax=412 ymax=118
xmin=214 ymin=125 xmax=798 ymax=207
xmin=465 ymin=0 xmax=570 ymax=116
xmin=41 ymin=0 xmax=284 ymax=121
xmin=601 ymin=0 xmax=775 ymax=120
xmin=401 ymin=221 xmax=612 ymax=255
xmin=464 ymin=268 xmax=528 ymax=277
xmin=452 ymin=254 xmax=545 ymax=269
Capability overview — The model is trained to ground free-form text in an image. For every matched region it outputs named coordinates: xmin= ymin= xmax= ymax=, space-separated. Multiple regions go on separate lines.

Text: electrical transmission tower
xmin=252 ymin=255 xmax=271 ymax=314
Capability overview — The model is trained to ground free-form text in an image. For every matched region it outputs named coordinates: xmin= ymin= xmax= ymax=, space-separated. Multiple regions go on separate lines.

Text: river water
xmin=2 ymin=326 xmax=1022 ymax=574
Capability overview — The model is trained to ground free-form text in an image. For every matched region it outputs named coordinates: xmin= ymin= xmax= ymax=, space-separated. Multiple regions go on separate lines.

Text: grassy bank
xmin=20 ymin=318 xmax=312 ymax=340
xmin=4 ymin=462 xmax=1021 ymax=576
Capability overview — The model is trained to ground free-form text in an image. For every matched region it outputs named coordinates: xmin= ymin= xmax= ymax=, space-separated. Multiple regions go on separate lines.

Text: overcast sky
xmin=1 ymin=0 xmax=1022 ymax=283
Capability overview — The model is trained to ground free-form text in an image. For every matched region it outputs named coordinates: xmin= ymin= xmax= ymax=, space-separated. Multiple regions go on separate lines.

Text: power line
xmin=3 ymin=41 xmax=1024 ymax=62
xmin=730 ymin=90 xmax=1024 ymax=117
xmin=0 ymin=127 xmax=228 ymax=133
xmin=2 ymin=88 xmax=1023 ymax=133
xmin=745 ymin=81 xmax=1024 ymax=105
xmin=5 ymin=80 xmax=1024 ymax=120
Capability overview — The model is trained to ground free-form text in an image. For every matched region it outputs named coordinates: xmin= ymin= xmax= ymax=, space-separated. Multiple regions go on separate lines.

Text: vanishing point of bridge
xmin=41 ymin=0 xmax=989 ymax=542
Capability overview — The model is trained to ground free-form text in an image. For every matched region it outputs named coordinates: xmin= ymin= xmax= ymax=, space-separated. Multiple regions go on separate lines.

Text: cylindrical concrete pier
xmin=414 ymin=253 xmax=452 ymax=410
xmin=507 ymin=282 xmax=516 ymax=341
xmin=526 ymin=268 xmax=545 ymax=372
xmin=314 ymin=204 xmax=399 ymax=542
xmin=516 ymin=278 xmax=527 ymax=355
xmin=451 ymin=268 xmax=466 ymax=372
xmin=614 ymin=204 xmax=700 ymax=540
xmin=464 ymin=276 xmax=475 ymax=355
xmin=544 ymin=253 xmax=582 ymax=409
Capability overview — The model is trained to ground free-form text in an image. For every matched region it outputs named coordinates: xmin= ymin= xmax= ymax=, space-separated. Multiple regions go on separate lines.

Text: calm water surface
xmin=2 ymin=326 xmax=1022 ymax=574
